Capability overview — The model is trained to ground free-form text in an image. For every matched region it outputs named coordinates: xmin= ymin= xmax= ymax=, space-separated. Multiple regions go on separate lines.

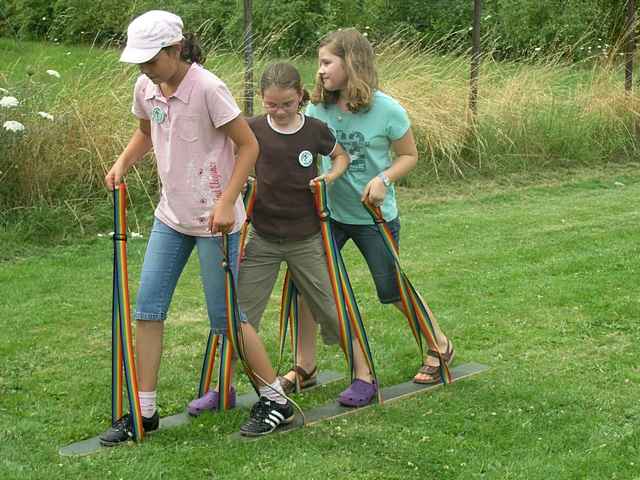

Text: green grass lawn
xmin=1 ymin=165 xmax=639 ymax=479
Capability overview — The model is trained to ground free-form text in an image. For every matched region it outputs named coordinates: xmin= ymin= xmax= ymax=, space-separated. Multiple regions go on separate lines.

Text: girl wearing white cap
xmin=100 ymin=10 xmax=259 ymax=445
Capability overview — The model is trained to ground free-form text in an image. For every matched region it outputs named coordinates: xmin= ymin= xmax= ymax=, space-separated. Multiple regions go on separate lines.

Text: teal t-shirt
xmin=306 ymin=90 xmax=411 ymax=224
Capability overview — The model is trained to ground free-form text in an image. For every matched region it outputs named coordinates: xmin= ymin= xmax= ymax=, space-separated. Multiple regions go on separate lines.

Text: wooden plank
xmin=59 ymin=370 xmax=343 ymax=456
xmin=232 ymin=362 xmax=489 ymax=441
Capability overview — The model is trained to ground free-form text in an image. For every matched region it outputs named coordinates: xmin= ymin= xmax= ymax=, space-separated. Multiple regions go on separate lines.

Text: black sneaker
xmin=99 ymin=411 xmax=159 ymax=446
xmin=239 ymin=397 xmax=294 ymax=437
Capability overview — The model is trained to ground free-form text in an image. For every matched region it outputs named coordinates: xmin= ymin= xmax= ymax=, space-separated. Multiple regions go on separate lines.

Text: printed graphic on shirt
xmin=208 ymin=163 xmax=223 ymax=201
xmin=298 ymin=150 xmax=314 ymax=167
xmin=186 ymin=157 xmax=223 ymax=221
xmin=335 ymin=129 xmax=369 ymax=172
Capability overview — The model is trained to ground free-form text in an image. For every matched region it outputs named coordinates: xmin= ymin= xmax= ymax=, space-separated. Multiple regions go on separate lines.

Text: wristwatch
xmin=377 ymin=172 xmax=391 ymax=187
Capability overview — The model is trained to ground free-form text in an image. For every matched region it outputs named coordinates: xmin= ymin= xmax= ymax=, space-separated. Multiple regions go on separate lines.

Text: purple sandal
xmin=187 ymin=387 xmax=236 ymax=416
xmin=338 ymin=379 xmax=378 ymax=407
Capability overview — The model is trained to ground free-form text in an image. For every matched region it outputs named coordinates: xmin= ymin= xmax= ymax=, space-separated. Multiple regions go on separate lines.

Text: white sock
xmin=259 ymin=380 xmax=287 ymax=405
xmin=138 ymin=391 xmax=157 ymax=418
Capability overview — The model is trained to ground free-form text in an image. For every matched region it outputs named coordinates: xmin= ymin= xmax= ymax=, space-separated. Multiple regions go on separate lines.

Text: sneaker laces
xmin=250 ymin=399 xmax=274 ymax=423
xmin=111 ymin=414 xmax=130 ymax=429
xmin=110 ymin=414 xmax=135 ymax=437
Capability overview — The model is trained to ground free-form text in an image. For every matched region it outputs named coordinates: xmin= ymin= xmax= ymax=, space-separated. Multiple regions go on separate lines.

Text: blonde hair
xmin=311 ymin=28 xmax=378 ymax=112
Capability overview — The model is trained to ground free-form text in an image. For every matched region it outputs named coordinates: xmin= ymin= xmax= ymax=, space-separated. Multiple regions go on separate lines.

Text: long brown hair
xmin=311 ymin=28 xmax=378 ymax=112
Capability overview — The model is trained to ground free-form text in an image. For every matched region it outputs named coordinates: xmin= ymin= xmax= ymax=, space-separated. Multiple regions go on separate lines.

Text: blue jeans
xmin=331 ymin=217 xmax=401 ymax=304
xmin=135 ymin=218 xmax=241 ymax=334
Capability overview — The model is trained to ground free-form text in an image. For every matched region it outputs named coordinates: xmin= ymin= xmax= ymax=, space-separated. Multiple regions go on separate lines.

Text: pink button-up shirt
xmin=132 ymin=63 xmax=245 ymax=236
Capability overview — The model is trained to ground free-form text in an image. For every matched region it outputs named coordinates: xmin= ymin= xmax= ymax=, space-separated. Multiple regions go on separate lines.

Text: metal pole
xmin=243 ymin=0 xmax=254 ymax=116
xmin=624 ymin=0 xmax=638 ymax=137
xmin=626 ymin=0 xmax=636 ymax=93
xmin=469 ymin=0 xmax=482 ymax=119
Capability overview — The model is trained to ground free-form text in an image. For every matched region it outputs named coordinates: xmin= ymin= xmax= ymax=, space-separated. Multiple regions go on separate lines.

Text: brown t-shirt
xmin=248 ymin=114 xmax=336 ymax=240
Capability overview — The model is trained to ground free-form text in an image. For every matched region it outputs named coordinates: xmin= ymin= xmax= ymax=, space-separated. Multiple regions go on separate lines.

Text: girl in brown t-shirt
xmin=188 ymin=62 xmax=375 ymax=436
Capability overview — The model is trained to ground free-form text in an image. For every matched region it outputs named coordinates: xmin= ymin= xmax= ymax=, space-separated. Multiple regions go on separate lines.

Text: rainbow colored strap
xmin=196 ymin=236 xmax=245 ymax=409
xmin=197 ymin=331 xmax=235 ymax=410
xmin=362 ymin=201 xmax=452 ymax=384
xmin=276 ymin=270 xmax=300 ymax=381
xmin=312 ymin=180 xmax=381 ymax=401
xmin=276 ymin=181 xmax=381 ymax=401
xmin=111 ymin=184 xmax=144 ymax=440
xmin=196 ymin=180 xmax=257 ymax=406
xmin=276 ymin=183 xmax=353 ymax=386
xmin=239 ymin=178 xmax=257 ymax=261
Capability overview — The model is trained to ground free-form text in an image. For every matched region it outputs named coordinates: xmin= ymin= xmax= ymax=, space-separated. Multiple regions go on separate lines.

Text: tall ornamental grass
xmin=2 ymin=34 xmax=639 ymax=223
xmin=375 ymin=34 xmax=640 ymax=186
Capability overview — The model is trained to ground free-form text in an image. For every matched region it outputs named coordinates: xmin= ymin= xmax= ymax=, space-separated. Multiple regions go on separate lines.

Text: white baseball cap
xmin=120 ymin=10 xmax=184 ymax=64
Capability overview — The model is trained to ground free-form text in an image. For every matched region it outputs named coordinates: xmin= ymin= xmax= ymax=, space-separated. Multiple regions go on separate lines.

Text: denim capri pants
xmin=134 ymin=218 xmax=241 ymax=334
xmin=331 ymin=217 xmax=401 ymax=304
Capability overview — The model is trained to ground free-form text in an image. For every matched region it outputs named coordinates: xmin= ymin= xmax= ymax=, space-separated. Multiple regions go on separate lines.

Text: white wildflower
xmin=534 ymin=47 xmax=542 ymax=52
xmin=130 ymin=232 xmax=144 ymax=239
xmin=46 ymin=69 xmax=61 ymax=79
xmin=0 ymin=96 xmax=19 ymax=108
xmin=3 ymin=120 xmax=25 ymax=132
xmin=37 ymin=111 xmax=54 ymax=121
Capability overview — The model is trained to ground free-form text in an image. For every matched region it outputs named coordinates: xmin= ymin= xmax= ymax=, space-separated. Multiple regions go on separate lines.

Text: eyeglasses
xmin=262 ymin=100 xmax=299 ymax=112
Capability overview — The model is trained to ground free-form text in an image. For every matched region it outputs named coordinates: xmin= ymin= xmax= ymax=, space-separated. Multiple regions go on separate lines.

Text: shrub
xmin=1 ymin=0 xmax=635 ymax=59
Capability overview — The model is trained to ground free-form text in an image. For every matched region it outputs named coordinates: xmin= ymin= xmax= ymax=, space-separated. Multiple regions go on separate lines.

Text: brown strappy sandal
xmin=413 ymin=339 xmax=455 ymax=385
xmin=277 ymin=366 xmax=318 ymax=394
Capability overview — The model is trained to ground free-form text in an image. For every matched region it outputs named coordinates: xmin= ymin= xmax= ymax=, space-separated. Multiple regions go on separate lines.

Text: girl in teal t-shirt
xmin=286 ymin=29 xmax=453 ymax=398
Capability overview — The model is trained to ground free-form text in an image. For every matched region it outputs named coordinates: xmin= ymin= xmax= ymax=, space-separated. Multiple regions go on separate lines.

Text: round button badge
xmin=298 ymin=150 xmax=314 ymax=167
xmin=151 ymin=106 xmax=166 ymax=124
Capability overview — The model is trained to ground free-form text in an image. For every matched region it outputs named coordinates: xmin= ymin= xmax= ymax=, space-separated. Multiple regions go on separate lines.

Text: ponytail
xmin=180 ymin=33 xmax=205 ymax=64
